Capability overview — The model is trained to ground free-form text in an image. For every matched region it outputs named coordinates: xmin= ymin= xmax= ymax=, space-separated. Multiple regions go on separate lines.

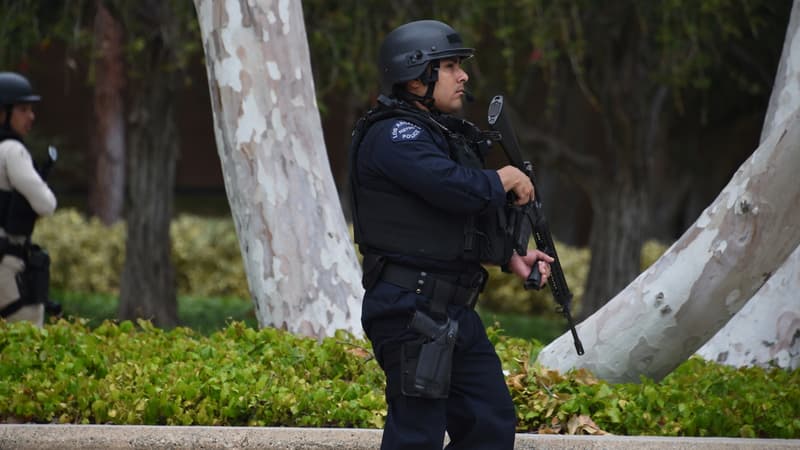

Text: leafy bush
xmin=33 ymin=210 xmax=671 ymax=318
xmin=641 ymin=240 xmax=669 ymax=270
xmin=32 ymin=210 xmax=126 ymax=295
xmin=171 ymin=215 xmax=249 ymax=299
xmin=2 ymin=319 xmax=797 ymax=438
xmin=479 ymin=241 xmax=590 ymax=316
xmin=478 ymin=240 xmax=668 ymax=317
xmin=33 ymin=209 xmax=249 ymax=299
xmin=0 ymin=319 xmax=385 ymax=428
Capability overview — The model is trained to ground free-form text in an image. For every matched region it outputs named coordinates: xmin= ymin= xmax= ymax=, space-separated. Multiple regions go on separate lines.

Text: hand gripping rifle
xmin=487 ymin=95 xmax=584 ymax=356
xmin=39 ymin=145 xmax=58 ymax=180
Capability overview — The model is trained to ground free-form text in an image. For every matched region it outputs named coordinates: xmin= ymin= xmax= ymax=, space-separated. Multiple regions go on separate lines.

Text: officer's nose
xmin=459 ymin=68 xmax=469 ymax=83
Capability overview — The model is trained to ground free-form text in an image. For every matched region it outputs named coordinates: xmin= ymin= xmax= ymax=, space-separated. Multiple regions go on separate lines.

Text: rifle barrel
xmin=488 ymin=94 xmax=584 ymax=356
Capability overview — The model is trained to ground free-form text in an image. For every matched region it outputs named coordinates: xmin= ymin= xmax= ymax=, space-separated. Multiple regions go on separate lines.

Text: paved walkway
xmin=2 ymin=425 xmax=799 ymax=449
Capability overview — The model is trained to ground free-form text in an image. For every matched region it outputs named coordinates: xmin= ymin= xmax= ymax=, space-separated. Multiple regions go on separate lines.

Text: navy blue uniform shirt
xmin=356 ymin=116 xmax=506 ymax=273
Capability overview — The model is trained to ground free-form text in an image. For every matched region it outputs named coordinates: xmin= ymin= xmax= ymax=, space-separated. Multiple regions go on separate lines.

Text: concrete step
xmin=2 ymin=424 xmax=799 ymax=449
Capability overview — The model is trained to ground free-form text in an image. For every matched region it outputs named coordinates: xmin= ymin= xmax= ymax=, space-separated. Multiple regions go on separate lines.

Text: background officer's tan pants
xmin=0 ymin=254 xmax=44 ymax=327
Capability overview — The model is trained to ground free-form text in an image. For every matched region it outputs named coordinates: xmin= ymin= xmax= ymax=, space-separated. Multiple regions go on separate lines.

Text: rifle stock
xmin=487 ymin=95 xmax=584 ymax=356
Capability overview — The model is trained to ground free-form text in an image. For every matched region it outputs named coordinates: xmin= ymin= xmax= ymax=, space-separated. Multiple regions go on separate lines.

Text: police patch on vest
xmin=391 ymin=120 xmax=423 ymax=142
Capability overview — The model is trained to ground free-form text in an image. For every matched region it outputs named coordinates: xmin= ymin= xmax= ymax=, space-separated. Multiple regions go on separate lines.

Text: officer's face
xmin=432 ymin=58 xmax=469 ymax=114
xmin=10 ymin=103 xmax=35 ymax=137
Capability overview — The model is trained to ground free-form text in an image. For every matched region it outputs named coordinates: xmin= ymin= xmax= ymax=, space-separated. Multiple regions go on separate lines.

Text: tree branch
xmin=515 ymin=125 xmax=602 ymax=186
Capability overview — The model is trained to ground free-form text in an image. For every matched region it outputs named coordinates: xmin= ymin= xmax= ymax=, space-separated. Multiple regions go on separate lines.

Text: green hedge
xmin=33 ymin=209 xmax=249 ymax=299
xmin=33 ymin=209 xmax=669 ymax=317
xmin=1 ymin=320 xmax=797 ymax=437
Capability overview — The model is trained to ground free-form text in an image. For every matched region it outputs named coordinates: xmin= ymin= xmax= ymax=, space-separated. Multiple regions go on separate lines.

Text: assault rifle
xmin=487 ymin=95 xmax=584 ymax=356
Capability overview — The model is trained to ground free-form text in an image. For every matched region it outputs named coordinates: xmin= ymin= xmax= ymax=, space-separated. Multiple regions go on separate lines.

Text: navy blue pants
xmin=363 ymin=281 xmax=516 ymax=450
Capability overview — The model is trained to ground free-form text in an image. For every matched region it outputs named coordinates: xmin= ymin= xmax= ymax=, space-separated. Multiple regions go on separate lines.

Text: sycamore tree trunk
xmin=537 ymin=106 xmax=800 ymax=382
xmin=89 ymin=0 xmax=125 ymax=225
xmin=696 ymin=245 xmax=800 ymax=369
xmin=193 ymin=0 xmax=363 ymax=338
xmin=696 ymin=0 xmax=800 ymax=369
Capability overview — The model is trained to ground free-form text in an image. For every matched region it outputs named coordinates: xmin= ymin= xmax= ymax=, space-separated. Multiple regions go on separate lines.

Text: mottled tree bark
xmin=538 ymin=106 xmax=800 ymax=382
xmin=89 ymin=0 xmax=125 ymax=225
xmin=696 ymin=0 xmax=800 ymax=370
xmin=696 ymin=245 xmax=800 ymax=369
xmin=193 ymin=0 xmax=363 ymax=338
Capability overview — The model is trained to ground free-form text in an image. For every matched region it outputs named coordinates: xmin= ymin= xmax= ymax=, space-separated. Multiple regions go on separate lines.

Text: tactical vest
xmin=0 ymin=189 xmax=38 ymax=236
xmin=0 ymin=137 xmax=39 ymax=236
xmin=349 ymin=96 xmax=516 ymax=265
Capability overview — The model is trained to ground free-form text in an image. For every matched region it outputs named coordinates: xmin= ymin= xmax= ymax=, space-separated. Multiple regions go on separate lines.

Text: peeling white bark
xmin=537 ymin=107 xmax=800 ymax=382
xmin=193 ymin=0 xmax=363 ymax=338
xmin=696 ymin=0 xmax=800 ymax=369
xmin=696 ymin=246 xmax=800 ymax=369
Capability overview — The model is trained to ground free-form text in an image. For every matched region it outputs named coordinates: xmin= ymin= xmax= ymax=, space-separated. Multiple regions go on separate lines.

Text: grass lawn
xmin=53 ymin=290 xmax=564 ymax=343
xmin=477 ymin=309 xmax=566 ymax=344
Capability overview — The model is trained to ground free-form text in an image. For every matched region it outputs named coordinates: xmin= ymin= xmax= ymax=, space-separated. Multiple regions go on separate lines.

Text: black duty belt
xmin=379 ymin=262 xmax=487 ymax=314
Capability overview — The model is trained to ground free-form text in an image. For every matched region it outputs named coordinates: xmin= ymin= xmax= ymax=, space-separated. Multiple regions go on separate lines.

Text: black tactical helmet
xmin=0 ymin=72 xmax=41 ymax=106
xmin=378 ymin=20 xmax=474 ymax=92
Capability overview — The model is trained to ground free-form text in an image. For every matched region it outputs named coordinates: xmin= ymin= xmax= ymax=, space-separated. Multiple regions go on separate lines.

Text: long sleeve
xmin=0 ymin=140 xmax=56 ymax=217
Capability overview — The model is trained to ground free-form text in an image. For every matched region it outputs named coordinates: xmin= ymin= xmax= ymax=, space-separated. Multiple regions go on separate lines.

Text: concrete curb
xmin=1 ymin=425 xmax=800 ymax=449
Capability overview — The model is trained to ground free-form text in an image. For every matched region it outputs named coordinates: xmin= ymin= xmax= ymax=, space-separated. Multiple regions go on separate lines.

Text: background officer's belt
xmin=379 ymin=263 xmax=484 ymax=313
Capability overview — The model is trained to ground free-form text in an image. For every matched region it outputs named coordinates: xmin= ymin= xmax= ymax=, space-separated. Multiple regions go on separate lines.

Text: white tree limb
xmin=193 ymin=0 xmax=363 ymax=338
xmin=695 ymin=0 xmax=800 ymax=369
xmin=537 ymin=106 xmax=800 ymax=382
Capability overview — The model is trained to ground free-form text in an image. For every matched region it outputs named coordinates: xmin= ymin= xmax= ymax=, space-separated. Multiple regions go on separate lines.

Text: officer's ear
xmin=407 ymin=79 xmax=425 ymax=95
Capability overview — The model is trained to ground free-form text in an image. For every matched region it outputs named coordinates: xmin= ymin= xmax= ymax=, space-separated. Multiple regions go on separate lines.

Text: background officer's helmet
xmin=0 ymin=72 xmax=41 ymax=106
xmin=378 ymin=20 xmax=474 ymax=94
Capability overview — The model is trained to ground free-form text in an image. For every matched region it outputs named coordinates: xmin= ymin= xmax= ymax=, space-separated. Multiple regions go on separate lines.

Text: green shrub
xmin=171 ymin=215 xmax=249 ymax=299
xmin=1 ymin=319 xmax=797 ymax=438
xmin=0 ymin=319 xmax=385 ymax=427
xmin=641 ymin=240 xmax=669 ymax=270
xmin=479 ymin=241 xmax=590 ymax=317
xmin=33 ymin=209 xmax=249 ymax=299
xmin=34 ymin=210 xmax=672 ymax=318
xmin=480 ymin=239 xmax=670 ymax=317
xmin=32 ymin=210 xmax=126 ymax=295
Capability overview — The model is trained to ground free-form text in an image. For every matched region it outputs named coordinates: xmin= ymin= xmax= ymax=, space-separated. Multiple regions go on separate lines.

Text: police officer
xmin=349 ymin=20 xmax=554 ymax=449
xmin=0 ymin=72 xmax=57 ymax=326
